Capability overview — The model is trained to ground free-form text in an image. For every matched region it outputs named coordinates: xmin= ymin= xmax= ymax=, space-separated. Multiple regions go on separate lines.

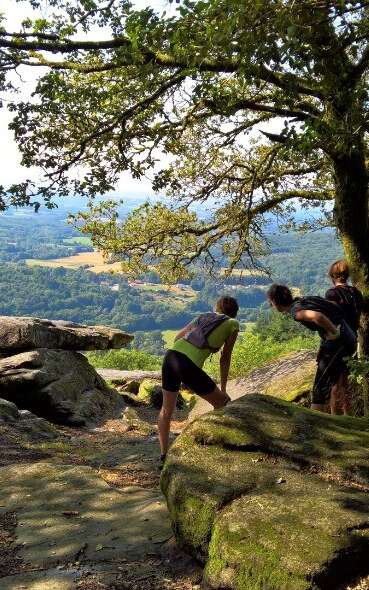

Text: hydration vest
xmin=183 ymin=312 xmax=229 ymax=351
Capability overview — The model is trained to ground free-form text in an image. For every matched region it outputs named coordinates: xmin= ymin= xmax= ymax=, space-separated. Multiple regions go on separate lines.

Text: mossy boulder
xmin=137 ymin=380 xmax=164 ymax=408
xmin=137 ymin=380 xmax=196 ymax=409
xmin=264 ymin=355 xmax=315 ymax=405
xmin=161 ymin=394 xmax=369 ymax=589
xmin=120 ymin=379 xmax=140 ymax=394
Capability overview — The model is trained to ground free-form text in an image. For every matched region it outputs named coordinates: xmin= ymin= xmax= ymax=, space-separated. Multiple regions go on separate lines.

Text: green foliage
xmin=129 ymin=330 xmax=165 ymax=355
xmin=0 ymin=211 xmax=93 ymax=262
xmin=0 ymin=263 xmax=194 ymax=331
xmin=253 ymin=310 xmax=318 ymax=343
xmin=87 ymin=349 xmax=162 ymax=371
xmin=205 ymin=332 xmax=316 ymax=380
xmin=2 ymin=0 xmax=364 ymax=277
xmin=347 ymin=356 xmax=369 ymax=386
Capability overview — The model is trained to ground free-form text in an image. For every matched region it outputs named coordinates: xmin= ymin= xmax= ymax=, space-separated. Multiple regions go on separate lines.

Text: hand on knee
xmin=214 ymin=393 xmax=231 ymax=409
xmin=222 ymin=393 xmax=231 ymax=406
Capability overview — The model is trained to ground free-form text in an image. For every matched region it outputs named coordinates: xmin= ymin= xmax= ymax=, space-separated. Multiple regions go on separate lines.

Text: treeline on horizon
xmin=0 ymin=228 xmax=342 ymax=334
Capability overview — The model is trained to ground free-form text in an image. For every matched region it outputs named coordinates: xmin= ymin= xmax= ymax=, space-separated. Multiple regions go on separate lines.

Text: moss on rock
xmin=137 ymin=380 xmax=163 ymax=408
xmin=264 ymin=360 xmax=315 ymax=405
xmin=137 ymin=380 xmax=196 ymax=409
xmin=161 ymin=394 xmax=369 ymax=589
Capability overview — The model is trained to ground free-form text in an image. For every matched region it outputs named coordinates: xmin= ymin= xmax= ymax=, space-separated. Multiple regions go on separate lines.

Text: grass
xmin=204 ymin=332 xmax=317 ymax=380
xmin=63 ymin=236 xmax=92 ymax=246
xmin=162 ymin=329 xmax=178 ymax=348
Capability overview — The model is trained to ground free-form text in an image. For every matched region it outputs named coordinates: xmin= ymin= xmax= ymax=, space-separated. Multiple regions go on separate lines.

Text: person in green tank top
xmin=159 ymin=296 xmax=239 ymax=465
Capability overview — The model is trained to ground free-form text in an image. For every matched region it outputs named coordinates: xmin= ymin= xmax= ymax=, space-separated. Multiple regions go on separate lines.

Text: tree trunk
xmin=333 ymin=147 xmax=369 ymax=413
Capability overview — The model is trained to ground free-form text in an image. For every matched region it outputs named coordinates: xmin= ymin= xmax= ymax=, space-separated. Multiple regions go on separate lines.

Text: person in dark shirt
xmin=267 ymin=284 xmax=357 ymax=413
xmin=325 ymin=260 xmax=363 ymax=334
xmin=325 ymin=260 xmax=363 ymax=414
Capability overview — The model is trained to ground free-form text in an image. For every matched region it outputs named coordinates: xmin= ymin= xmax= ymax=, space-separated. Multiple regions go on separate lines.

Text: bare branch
xmin=251 ymin=189 xmax=334 ymax=217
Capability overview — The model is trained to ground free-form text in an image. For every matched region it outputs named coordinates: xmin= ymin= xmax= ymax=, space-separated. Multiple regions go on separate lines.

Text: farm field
xmin=25 ymin=251 xmax=197 ymax=305
xmin=63 ymin=236 xmax=92 ymax=246
xmin=138 ymin=283 xmax=196 ymax=305
xmin=162 ymin=329 xmax=177 ymax=348
xmin=26 ymin=251 xmax=124 ymax=273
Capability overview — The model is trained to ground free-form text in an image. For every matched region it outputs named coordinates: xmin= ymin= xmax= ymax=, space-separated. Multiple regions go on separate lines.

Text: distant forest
xmin=0 ymin=210 xmax=342 ymax=333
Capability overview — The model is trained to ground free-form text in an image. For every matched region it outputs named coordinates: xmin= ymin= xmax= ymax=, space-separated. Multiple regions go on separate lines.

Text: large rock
xmin=0 ymin=398 xmax=59 ymax=440
xmin=96 ymin=369 xmax=161 ymax=383
xmin=161 ymin=394 xmax=369 ymax=590
xmin=0 ymin=349 xmax=124 ymax=425
xmin=0 ymin=398 xmax=19 ymax=422
xmin=0 ymin=316 xmax=133 ymax=353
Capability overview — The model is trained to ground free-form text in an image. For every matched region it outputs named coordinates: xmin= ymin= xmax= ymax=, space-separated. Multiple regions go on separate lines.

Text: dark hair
xmin=267 ymin=284 xmax=293 ymax=306
xmin=216 ymin=295 xmax=239 ymax=318
xmin=328 ymin=259 xmax=349 ymax=282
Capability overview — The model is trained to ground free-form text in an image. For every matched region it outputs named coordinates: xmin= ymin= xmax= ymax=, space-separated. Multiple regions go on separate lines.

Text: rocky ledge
xmin=0 ymin=349 xmax=124 ymax=426
xmin=0 ymin=316 xmax=133 ymax=426
xmin=161 ymin=394 xmax=369 ymax=590
xmin=0 ymin=316 xmax=133 ymax=353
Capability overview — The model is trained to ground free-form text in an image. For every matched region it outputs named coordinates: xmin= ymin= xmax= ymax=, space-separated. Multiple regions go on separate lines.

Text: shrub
xmin=204 ymin=332 xmax=316 ymax=380
xmin=87 ymin=349 xmax=162 ymax=371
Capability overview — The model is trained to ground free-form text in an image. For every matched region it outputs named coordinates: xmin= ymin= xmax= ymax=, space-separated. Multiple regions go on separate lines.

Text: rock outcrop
xmin=0 ymin=349 xmax=124 ymax=425
xmin=190 ymin=350 xmax=316 ymax=420
xmin=161 ymin=394 xmax=369 ymax=590
xmin=0 ymin=316 xmax=133 ymax=426
xmin=96 ymin=369 xmax=161 ymax=383
xmin=0 ymin=397 xmax=59 ymax=439
xmin=0 ymin=316 xmax=133 ymax=353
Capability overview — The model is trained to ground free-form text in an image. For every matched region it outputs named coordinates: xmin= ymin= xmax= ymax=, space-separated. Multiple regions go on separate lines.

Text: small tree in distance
xmin=1 ymin=0 xmax=369 ymax=354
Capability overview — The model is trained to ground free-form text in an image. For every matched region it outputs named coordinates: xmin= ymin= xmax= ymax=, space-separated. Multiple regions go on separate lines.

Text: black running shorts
xmin=162 ymin=350 xmax=216 ymax=396
xmin=312 ymin=321 xmax=357 ymax=405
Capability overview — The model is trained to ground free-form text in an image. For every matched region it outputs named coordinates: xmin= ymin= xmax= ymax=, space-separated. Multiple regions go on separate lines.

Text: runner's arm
xmin=294 ymin=310 xmax=340 ymax=339
xmin=174 ymin=321 xmax=194 ymax=342
xmin=220 ymin=330 xmax=239 ymax=394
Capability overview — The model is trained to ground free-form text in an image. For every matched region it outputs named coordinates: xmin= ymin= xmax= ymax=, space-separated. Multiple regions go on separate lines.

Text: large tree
xmin=1 ymin=0 xmax=369 ymax=350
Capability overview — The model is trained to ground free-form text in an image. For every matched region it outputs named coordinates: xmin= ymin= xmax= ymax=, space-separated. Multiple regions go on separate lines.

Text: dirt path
xmin=0 ymin=408 xmax=201 ymax=590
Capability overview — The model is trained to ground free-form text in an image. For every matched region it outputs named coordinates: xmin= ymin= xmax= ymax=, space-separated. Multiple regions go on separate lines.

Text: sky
xmin=0 ymin=0 xmax=170 ymax=199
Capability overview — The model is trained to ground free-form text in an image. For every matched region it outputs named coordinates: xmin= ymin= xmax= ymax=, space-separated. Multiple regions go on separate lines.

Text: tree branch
xmin=46 ymin=70 xmax=186 ymax=178
xmin=204 ymin=98 xmax=313 ymax=121
xmin=255 ymin=64 xmax=324 ymax=100
xmin=251 ymin=189 xmax=333 ymax=217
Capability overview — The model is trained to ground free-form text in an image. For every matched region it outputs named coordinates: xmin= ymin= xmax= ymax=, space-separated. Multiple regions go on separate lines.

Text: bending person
xmin=159 ymin=296 xmax=239 ymax=463
xmin=267 ymin=284 xmax=357 ymax=412
xmin=325 ymin=260 xmax=363 ymax=414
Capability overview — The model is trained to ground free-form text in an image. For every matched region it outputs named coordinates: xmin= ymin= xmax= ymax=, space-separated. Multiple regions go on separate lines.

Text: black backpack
xmin=328 ymin=286 xmax=362 ymax=333
xmin=183 ymin=312 xmax=229 ymax=351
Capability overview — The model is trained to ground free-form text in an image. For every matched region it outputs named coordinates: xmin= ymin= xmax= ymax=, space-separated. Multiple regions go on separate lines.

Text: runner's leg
xmin=159 ymin=390 xmax=178 ymax=457
xmin=339 ymin=371 xmax=352 ymax=415
xmin=330 ymin=383 xmax=340 ymax=415
xmin=202 ymin=386 xmax=231 ymax=408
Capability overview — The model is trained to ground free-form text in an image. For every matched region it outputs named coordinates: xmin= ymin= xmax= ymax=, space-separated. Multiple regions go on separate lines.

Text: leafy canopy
xmin=1 ymin=1 xmax=369 ymax=279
